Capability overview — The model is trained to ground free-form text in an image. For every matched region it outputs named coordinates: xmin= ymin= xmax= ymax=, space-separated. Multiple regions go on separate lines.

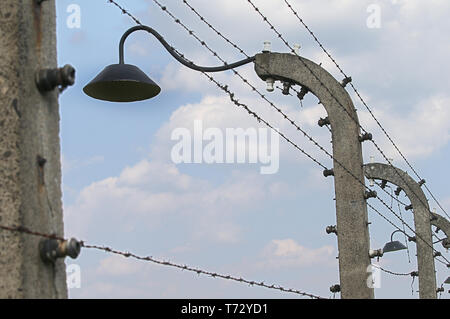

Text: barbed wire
xmin=176 ymin=0 xmax=437 ymax=250
xmin=0 ymin=223 xmax=324 ymax=299
xmin=244 ymin=0 xmax=450 ymax=265
xmin=371 ymin=264 xmax=415 ymax=277
xmin=152 ymin=0 xmax=338 ymax=170
xmin=106 ymin=0 xmax=450 ymax=267
xmin=282 ymin=0 xmax=450 ymax=221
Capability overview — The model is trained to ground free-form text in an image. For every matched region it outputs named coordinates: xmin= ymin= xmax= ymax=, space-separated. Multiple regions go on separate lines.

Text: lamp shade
xmin=382 ymin=240 xmax=407 ymax=253
xmin=83 ymin=64 xmax=161 ymax=102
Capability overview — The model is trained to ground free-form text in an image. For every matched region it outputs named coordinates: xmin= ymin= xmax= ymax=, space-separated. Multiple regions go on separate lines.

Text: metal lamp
xmin=84 ymin=25 xmax=255 ymax=102
xmin=383 ymin=230 xmax=408 ymax=253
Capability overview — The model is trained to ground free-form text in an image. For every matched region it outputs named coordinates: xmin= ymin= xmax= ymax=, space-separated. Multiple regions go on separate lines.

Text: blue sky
xmin=56 ymin=0 xmax=449 ymax=298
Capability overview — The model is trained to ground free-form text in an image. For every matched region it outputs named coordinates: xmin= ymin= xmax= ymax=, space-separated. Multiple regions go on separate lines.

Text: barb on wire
xmin=0 ymin=223 xmax=324 ymax=299
xmin=107 ymin=0 xmax=143 ymax=25
xmin=282 ymin=0 xmax=449 ymax=220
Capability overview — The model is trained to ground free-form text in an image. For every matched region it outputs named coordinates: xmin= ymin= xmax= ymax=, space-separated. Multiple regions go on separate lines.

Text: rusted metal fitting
xmin=369 ymin=248 xmax=383 ymax=259
xmin=330 ymin=284 xmax=341 ymax=293
xmin=297 ymin=86 xmax=309 ymax=100
xmin=318 ymin=116 xmax=330 ymax=127
xmin=36 ymin=64 xmax=76 ymax=93
xmin=326 ymin=225 xmax=337 ymax=235
xmin=394 ymin=187 xmax=402 ymax=196
xmin=39 ymin=237 xmax=81 ymax=263
xmin=282 ymin=82 xmax=291 ymax=95
xmin=405 ymin=204 xmax=413 ymax=211
xmin=364 ymin=190 xmax=377 ymax=200
xmin=358 ymin=133 xmax=373 ymax=142
xmin=323 ymin=168 xmax=334 ymax=177
xmin=341 ymin=76 xmax=352 ymax=88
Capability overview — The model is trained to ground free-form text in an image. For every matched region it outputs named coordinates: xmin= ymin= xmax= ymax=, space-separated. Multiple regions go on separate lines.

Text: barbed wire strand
xmin=0 ymin=224 xmax=324 ymax=299
xmin=371 ymin=264 xmax=415 ymax=277
xmin=282 ymin=0 xmax=450 ymax=221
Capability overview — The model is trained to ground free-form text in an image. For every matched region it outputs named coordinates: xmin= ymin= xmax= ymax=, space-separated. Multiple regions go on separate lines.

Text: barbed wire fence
xmin=0 ymin=224 xmax=324 ymax=299
xmin=6 ymin=0 xmax=442 ymax=298
xmin=105 ymin=0 xmax=450 ymax=292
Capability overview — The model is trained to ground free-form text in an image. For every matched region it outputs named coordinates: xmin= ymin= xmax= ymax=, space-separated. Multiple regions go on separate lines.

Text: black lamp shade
xmin=83 ymin=64 xmax=161 ymax=102
xmin=382 ymin=240 xmax=407 ymax=253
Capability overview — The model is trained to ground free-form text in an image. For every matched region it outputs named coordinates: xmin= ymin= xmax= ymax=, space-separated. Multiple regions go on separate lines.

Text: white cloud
xmin=97 ymin=255 xmax=143 ymax=276
xmin=64 ymin=158 xmax=271 ymax=243
xmin=257 ymin=239 xmax=335 ymax=269
xmin=360 ymin=95 xmax=450 ymax=160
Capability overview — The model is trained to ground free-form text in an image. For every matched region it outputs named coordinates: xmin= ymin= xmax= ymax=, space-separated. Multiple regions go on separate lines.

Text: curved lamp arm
xmin=390 ymin=229 xmax=405 ymax=242
xmin=119 ymin=25 xmax=255 ymax=72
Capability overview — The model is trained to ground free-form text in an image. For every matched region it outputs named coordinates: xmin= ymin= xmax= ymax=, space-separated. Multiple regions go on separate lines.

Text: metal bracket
xmin=35 ymin=64 xmax=76 ymax=93
xmin=358 ymin=133 xmax=373 ymax=143
xmin=369 ymin=248 xmax=383 ymax=259
xmin=326 ymin=225 xmax=338 ymax=235
xmin=330 ymin=284 xmax=341 ymax=293
xmin=323 ymin=168 xmax=334 ymax=177
xmin=318 ymin=117 xmax=330 ymax=127
xmin=341 ymin=77 xmax=352 ymax=88
xmin=39 ymin=238 xmax=81 ymax=263
xmin=282 ymin=81 xmax=291 ymax=95
xmin=364 ymin=190 xmax=377 ymax=200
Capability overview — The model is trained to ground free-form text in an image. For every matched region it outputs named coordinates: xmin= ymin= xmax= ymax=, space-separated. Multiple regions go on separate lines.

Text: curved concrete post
xmin=255 ymin=53 xmax=373 ymax=298
xmin=363 ymin=163 xmax=437 ymax=299
xmin=430 ymin=213 xmax=450 ymax=249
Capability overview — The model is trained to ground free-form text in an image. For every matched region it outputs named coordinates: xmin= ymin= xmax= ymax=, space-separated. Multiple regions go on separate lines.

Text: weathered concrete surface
xmin=364 ymin=163 xmax=437 ymax=299
xmin=255 ymin=53 xmax=373 ymax=299
xmin=0 ymin=0 xmax=67 ymax=298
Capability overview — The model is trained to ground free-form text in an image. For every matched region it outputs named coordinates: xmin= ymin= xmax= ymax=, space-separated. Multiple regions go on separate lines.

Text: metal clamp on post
xmin=330 ymin=284 xmax=341 ymax=293
xmin=364 ymin=190 xmax=377 ymax=200
xmin=36 ymin=64 xmax=76 ymax=93
xmin=341 ymin=76 xmax=352 ymax=88
xmin=39 ymin=238 xmax=81 ymax=263
xmin=323 ymin=168 xmax=334 ymax=177
xmin=369 ymin=249 xmax=384 ymax=259
xmin=326 ymin=225 xmax=338 ymax=235
xmin=358 ymin=133 xmax=373 ymax=143
xmin=318 ymin=117 xmax=330 ymax=127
